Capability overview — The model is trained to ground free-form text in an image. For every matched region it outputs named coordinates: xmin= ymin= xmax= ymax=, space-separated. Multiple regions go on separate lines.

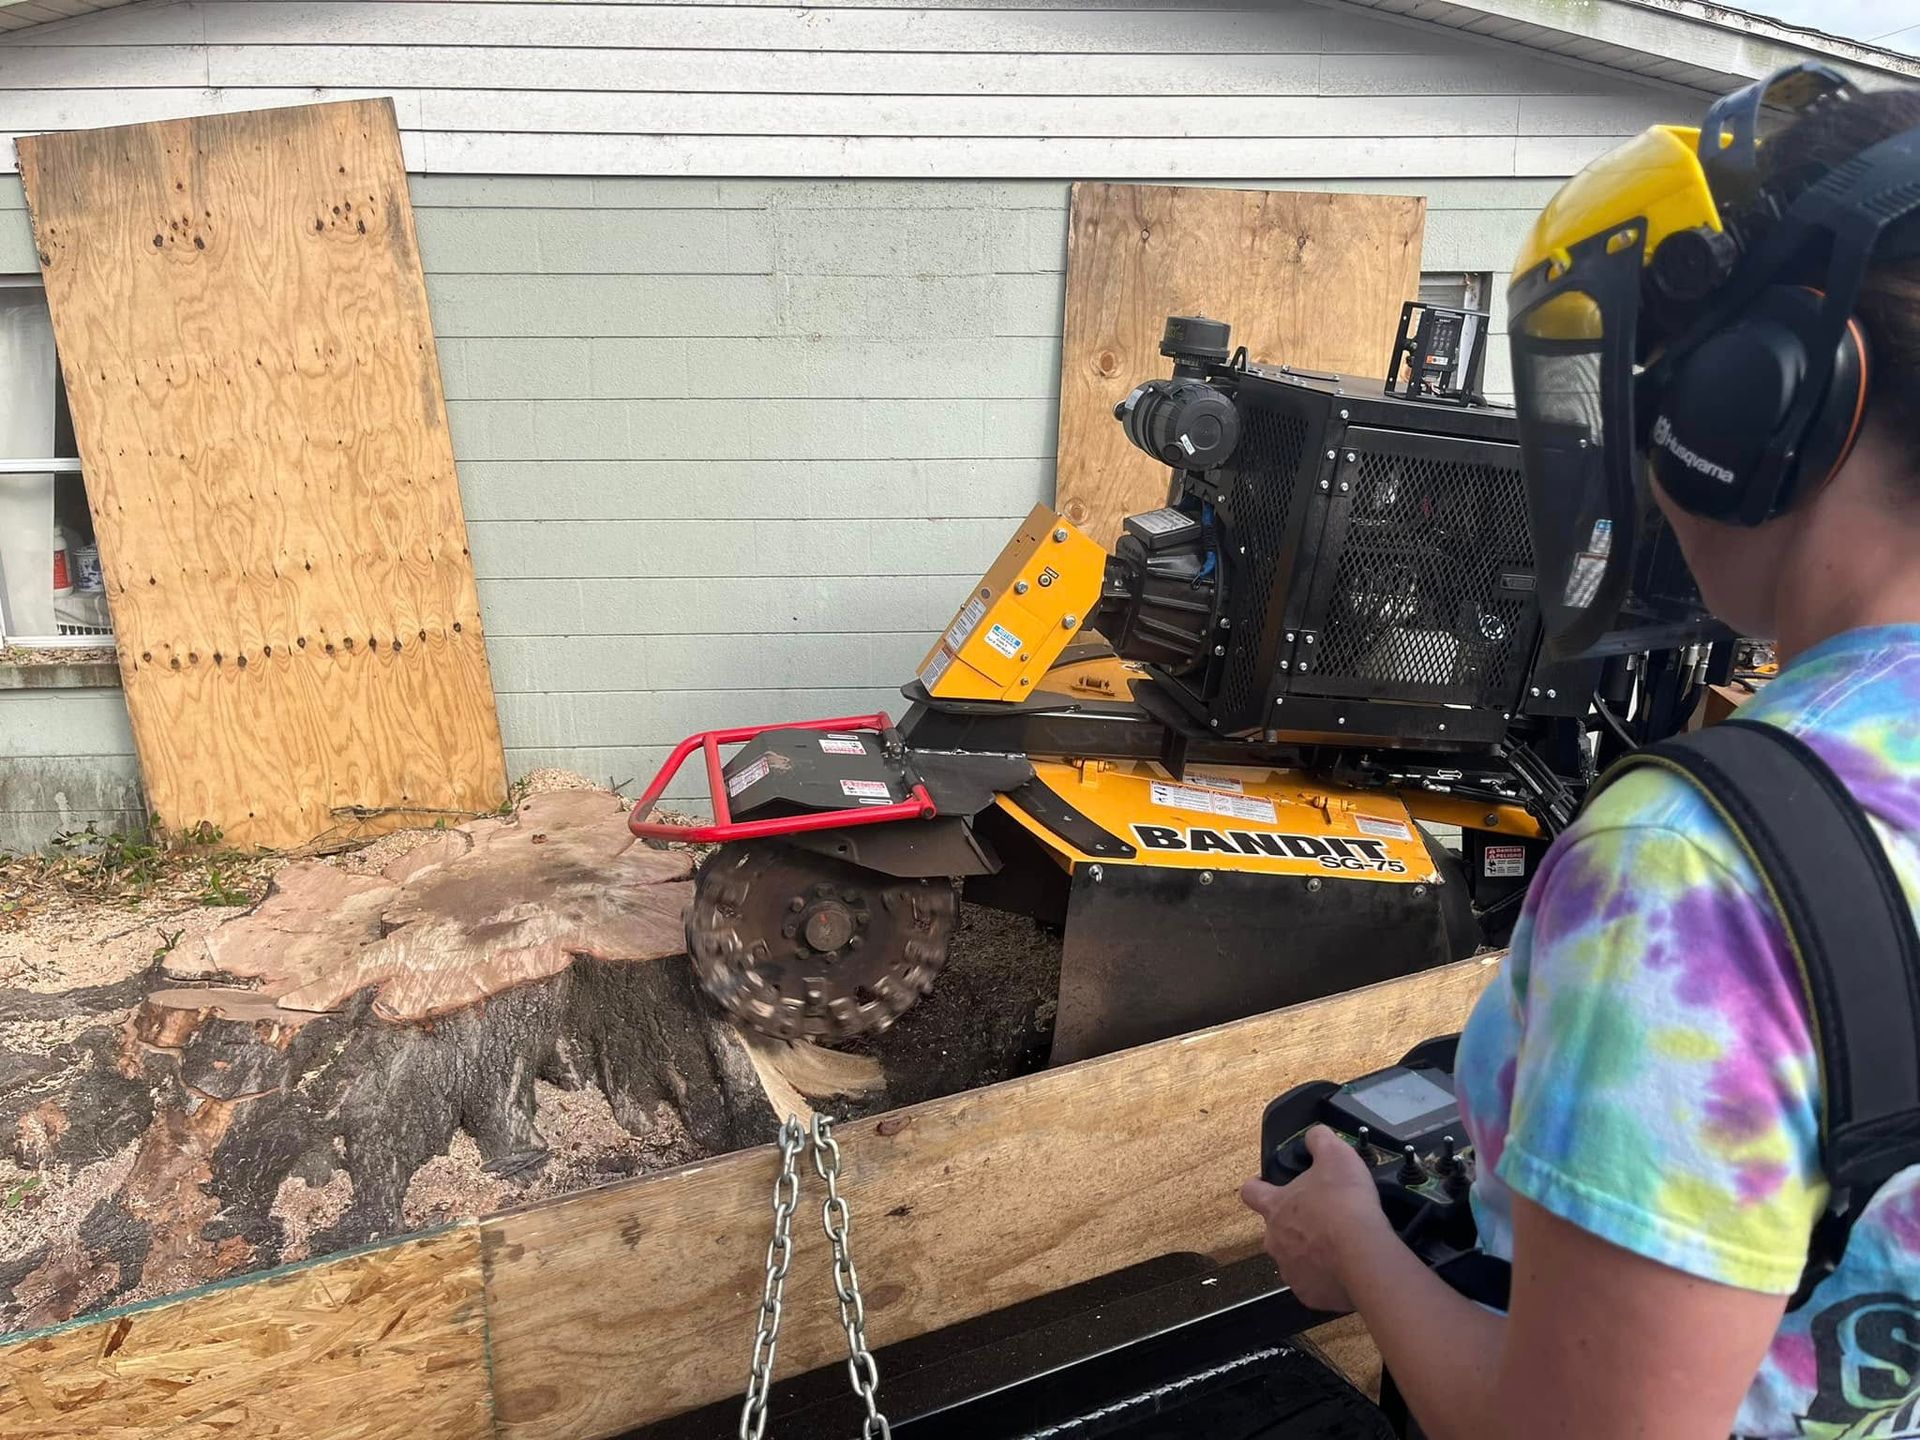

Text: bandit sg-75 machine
xmin=631 ymin=307 xmax=1720 ymax=1064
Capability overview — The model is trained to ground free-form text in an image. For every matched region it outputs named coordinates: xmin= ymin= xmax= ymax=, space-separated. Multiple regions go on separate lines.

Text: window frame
xmin=0 ymin=273 xmax=109 ymax=651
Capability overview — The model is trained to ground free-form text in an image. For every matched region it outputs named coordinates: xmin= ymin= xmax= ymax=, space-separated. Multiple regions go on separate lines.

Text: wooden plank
xmin=1054 ymin=182 xmax=1425 ymax=545
xmin=0 ymin=1225 xmax=492 ymax=1439
xmin=17 ymin=100 xmax=508 ymax=848
xmin=482 ymin=954 xmax=1501 ymax=1439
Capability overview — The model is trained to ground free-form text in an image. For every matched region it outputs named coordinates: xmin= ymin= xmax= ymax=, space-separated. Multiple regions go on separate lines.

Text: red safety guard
xmin=627 ymin=712 xmax=937 ymax=844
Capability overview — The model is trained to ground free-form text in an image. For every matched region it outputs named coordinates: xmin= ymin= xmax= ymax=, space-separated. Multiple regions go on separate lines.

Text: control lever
xmin=1258 ymin=1036 xmax=1482 ymax=1269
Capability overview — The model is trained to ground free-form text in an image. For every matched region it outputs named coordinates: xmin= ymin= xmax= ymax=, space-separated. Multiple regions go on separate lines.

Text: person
xmin=1240 ymin=74 xmax=1920 ymax=1440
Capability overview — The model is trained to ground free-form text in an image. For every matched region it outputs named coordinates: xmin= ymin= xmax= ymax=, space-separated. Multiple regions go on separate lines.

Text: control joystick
xmin=1258 ymin=1038 xmax=1484 ymax=1277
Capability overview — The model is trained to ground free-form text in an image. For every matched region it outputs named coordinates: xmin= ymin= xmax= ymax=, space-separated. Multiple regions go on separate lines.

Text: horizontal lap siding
xmin=0 ymin=1 xmax=1689 ymax=177
xmin=0 ymin=2 xmax=1684 ymax=806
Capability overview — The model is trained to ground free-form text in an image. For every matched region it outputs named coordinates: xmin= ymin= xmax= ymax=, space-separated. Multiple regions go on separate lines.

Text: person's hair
xmin=1760 ymin=86 xmax=1920 ymax=472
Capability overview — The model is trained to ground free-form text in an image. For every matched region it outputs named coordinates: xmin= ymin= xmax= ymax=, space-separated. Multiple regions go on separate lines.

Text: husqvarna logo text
xmin=1652 ymin=415 xmax=1737 ymax=485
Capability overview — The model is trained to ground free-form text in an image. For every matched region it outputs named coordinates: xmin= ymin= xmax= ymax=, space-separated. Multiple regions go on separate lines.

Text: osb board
xmin=1056 ymin=182 xmax=1426 ymax=547
xmin=483 ymin=954 xmax=1501 ymax=1439
xmin=16 ymin=99 xmax=506 ymax=849
xmin=0 ymin=1225 xmax=491 ymax=1439
xmin=1302 ymin=1313 xmax=1383 ymax=1403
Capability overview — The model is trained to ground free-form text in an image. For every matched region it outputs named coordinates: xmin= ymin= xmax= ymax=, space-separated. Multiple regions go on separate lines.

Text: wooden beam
xmin=1054 ymin=182 xmax=1425 ymax=548
xmin=483 ymin=954 xmax=1501 ymax=1438
xmin=0 ymin=1225 xmax=491 ymax=1439
xmin=0 ymin=957 xmax=1501 ymax=1438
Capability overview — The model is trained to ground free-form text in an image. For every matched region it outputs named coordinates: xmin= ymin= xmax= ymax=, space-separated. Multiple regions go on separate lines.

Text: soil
xmin=834 ymin=904 xmax=1063 ymax=1113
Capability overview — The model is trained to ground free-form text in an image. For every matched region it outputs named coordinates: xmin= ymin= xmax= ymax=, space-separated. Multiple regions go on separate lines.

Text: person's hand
xmin=1239 ymin=1125 xmax=1394 ymax=1311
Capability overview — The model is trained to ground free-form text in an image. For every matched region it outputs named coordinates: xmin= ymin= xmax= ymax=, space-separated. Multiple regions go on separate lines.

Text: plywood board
xmin=1056 ymin=182 xmax=1426 ymax=546
xmin=0 ymin=1225 xmax=491 ymax=1439
xmin=483 ymin=954 xmax=1501 ymax=1439
xmin=16 ymin=99 xmax=506 ymax=849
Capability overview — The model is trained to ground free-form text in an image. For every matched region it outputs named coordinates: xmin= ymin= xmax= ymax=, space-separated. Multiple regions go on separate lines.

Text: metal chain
xmin=810 ymin=1113 xmax=891 ymax=1440
xmin=739 ymin=1114 xmax=890 ymax=1440
xmin=739 ymin=1115 xmax=805 ymax=1440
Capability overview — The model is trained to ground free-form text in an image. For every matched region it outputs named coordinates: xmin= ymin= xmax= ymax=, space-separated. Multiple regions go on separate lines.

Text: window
xmin=0 ymin=277 xmax=109 ymax=647
xmin=1417 ymin=272 xmax=1491 ymax=313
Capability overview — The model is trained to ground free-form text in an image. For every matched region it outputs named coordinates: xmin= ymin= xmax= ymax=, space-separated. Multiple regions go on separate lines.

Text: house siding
xmin=0 ymin=0 xmax=1691 ymax=841
xmin=0 ymin=0 xmax=1691 ymax=178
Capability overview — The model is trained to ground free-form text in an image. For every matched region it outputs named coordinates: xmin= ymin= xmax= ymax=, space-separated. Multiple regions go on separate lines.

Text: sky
xmin=1730 ymin=0 xmax=1920 ymax=55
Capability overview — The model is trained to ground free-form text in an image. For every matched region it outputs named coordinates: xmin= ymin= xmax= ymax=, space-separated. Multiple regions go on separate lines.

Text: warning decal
xmin=726 ymin=755 xmax=772 ymax=797
xmin=1150 ymin=781 xmax=1277 ymax=825
xmin=840 ymin=778 xmax=892 ymax=800
xmin=820 ymin=737 xmax=866 ymax=756
xmin=1184 ymin=773 xmax=1244 ymax=794
xmin=1484 ymin=844 xmax=1527 ymax=878
xmin=919 ymin=646 xmax=954 ymax=689
xmin=946 ymin=596 xmax=988 ymax=651
xmin=1354 ymin=815 xmax=1413 ymax=842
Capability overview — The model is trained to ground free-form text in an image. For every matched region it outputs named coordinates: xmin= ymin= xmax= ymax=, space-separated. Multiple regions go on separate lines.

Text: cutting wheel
xmin=688 ymin=841 xmax=960 ymax=1041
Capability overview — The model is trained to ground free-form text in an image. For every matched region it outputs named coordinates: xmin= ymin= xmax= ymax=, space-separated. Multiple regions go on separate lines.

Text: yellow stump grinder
xmin=632 ymin=307 xmax=1724 ymax=1063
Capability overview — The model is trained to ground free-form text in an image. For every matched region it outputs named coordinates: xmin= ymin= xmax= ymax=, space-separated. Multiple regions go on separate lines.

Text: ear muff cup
xmin=1648 ymin=286 xmax=1870 ymax=524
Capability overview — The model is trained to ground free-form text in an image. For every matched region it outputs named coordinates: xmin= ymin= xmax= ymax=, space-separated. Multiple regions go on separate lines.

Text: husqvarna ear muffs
xmin=1647 ymin=285 xmax=1872 ymax=523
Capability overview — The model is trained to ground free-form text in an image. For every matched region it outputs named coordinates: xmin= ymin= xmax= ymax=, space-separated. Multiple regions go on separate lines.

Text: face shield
xmin=1507 ymin=126 xmax=1722 ymax=657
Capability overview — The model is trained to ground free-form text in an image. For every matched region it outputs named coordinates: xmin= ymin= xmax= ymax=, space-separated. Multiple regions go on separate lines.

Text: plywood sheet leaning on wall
xmin=15 ymin=100 xmax=506 ymax=849
xmin=1057 ymin=182 xmax=1426 ymax=547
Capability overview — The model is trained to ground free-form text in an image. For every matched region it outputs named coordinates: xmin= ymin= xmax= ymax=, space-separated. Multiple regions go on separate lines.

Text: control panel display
xmin=1349 ymin=1068 xmax=1452 ymax=1126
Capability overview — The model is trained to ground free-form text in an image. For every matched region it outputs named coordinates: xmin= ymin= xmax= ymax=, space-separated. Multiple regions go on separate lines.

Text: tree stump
xmin=0 ymin=792 xmax=886 ymax=1329
xmin=0 ymin=791 xmax=1063 ymax=1332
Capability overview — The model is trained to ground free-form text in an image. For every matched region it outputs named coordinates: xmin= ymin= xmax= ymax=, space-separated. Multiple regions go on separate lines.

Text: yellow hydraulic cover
xmin=917 ymin=505 xmax=1107 ymax=702
xmin=996 ymin=760 xmax=1442 ymax=883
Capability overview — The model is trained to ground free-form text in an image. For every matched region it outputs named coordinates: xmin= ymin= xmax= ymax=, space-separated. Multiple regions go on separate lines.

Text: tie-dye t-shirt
xmin=1455 ymin=624 xmax=1920 ymax=1439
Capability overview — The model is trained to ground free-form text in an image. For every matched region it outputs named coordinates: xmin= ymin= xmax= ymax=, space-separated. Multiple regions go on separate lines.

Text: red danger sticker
xmin=1484 ymin=844 xmax=1526 ymax=879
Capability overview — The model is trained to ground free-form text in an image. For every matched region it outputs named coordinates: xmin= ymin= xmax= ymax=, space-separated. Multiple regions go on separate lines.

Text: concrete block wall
xmin=0 ymin=685 xmax=141 ymax=854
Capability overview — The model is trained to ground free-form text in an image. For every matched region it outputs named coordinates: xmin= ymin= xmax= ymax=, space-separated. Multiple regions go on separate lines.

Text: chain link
xmin=739 ymin=1115 xmax=805 ymax=1440
xmin=738 ymin=1112 xmax=891 ymax=1440
xmin=811 ymin=1113 xmax=891 ymax=1440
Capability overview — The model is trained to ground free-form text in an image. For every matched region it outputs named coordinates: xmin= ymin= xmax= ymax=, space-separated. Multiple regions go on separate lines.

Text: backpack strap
xmin=1589 ymin=719 xmax=1920 ymax=1308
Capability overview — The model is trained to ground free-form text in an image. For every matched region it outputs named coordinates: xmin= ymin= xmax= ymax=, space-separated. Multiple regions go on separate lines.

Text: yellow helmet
xmin=1507 ymin=64 xmax=1920 ymax=656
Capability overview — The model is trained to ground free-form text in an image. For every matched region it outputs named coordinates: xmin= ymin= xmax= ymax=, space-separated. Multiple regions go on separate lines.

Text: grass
xmin=0 ymin=818 xmax=276 ymax=925
xmin=3 ymin=1176 xmax=42 ymax=1212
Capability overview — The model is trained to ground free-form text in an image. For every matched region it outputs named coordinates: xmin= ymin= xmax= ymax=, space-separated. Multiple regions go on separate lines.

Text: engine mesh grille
xmin=1314 ymin=444 xmax=1533 ymax=707
xmin=1220 ymin=403 xmax=1310 ymax=718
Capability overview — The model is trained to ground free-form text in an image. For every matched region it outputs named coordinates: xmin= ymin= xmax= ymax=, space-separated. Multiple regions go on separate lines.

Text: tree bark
xmin=0 ymin=792 xmax=1057 ymax=1332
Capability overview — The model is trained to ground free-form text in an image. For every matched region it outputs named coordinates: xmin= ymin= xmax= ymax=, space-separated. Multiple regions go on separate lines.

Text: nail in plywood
xmin=0 ymin=1224 xmax=491 ymax=1440
xmin=482 ymin=954 xmax=1501 ymax=1439
xmin=1056 ymin=182 xmax=1426 ymax=547
xmin=15 ymin=99 xmax=506 ymax=849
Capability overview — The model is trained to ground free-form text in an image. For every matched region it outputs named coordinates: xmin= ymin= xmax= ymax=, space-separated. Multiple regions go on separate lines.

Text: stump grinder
xmin=631 ymin=307 xmax=1724 ymax=1063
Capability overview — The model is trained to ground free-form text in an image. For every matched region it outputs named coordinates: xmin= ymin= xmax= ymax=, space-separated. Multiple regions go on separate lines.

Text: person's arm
xmin=1245 ymin=785 xmax=1825 ymax=1437
xmin=1353 ymin=1195 xmax=1787 ymax=1440
xmin=1245 ymin=1131 xmax=1789 ymax=1440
